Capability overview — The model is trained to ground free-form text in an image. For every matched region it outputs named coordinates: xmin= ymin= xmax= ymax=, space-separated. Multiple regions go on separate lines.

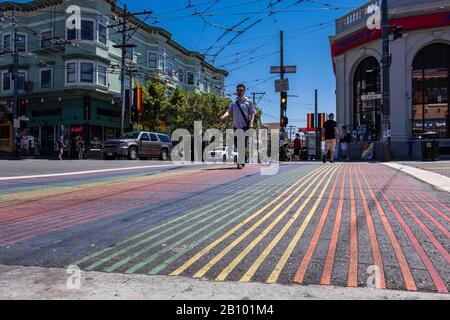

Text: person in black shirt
xmin=321 ymin=113 xmax=338 ymax=163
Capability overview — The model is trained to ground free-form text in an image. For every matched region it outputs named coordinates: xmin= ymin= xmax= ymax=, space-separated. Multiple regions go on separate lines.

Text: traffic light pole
xmin=280 ymin=31 xmax=286 ymax=147
xmin=113 ymin=4 xmax=151 ymax=136
xmin=381 ymin=0 xmax=391 ymax=161
xmin=118 ymin=4 xmax=128 ymax=136
xmin=12 ymin=9 xmax=19 ymax=157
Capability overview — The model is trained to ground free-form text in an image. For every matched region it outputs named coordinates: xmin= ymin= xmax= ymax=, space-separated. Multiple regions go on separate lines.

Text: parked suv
xmin=102 ymin=132 xmax=173 ymax=161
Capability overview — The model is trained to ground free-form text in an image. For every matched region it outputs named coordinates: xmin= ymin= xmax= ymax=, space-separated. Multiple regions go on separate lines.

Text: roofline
xmin=0 ymin=0 xmax=228 ymax=76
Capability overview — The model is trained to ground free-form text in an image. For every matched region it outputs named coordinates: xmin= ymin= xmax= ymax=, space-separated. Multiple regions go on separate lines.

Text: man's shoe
xmin=322 ymin=154 xmax=326 ymax=163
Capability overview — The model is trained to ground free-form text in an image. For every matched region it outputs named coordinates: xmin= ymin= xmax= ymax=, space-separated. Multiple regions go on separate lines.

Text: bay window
xmin=97 ymin=64 xmax=107 ymax=86
xmin=66 ymin=62 xmax=77 ymax=83
xmin=148 ymin=52 xmax=157 ymax=68
xmin=98 ymin=22 xmax=107 ymax=45
xmin=80 ymin=62 xmax=94 ymax=83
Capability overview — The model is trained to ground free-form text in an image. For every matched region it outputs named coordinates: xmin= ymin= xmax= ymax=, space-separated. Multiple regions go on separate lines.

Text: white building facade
xmin=330 ymin=0 xmax=450 ymax=159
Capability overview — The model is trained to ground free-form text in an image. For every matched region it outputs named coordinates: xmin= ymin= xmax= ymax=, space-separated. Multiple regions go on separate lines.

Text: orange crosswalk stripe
xmin=293 ymin=166 xmax=343 ymax=284
xmin=320 ymin=166 xmax=347 ymax=285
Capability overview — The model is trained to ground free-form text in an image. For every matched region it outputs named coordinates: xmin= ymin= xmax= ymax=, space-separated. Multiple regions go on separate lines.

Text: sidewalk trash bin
xmin=421 ymin=132 xmax=439 ymax=161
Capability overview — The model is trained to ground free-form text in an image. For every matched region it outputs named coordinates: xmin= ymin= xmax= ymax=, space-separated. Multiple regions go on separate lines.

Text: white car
xmin=205 ymin=147 xmax=238 ymax=163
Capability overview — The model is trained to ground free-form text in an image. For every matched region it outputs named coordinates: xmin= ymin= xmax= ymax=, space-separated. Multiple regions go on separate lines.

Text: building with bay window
xmin=330 ymin=0 xmax=450 ymax=159
xmin=0 ymin=0 xmax=227 ymax=154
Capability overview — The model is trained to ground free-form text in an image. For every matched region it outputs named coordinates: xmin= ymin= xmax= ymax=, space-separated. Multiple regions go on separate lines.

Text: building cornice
xmin=0 ymin=0 xmax=229 ymax=77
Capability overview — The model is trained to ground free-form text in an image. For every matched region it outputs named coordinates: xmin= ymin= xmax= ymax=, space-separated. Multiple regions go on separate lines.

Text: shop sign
xmin=361 ymin=93 xmax=382 ymax=101
xmin=70 ymin=126 xmax=84 ymax=133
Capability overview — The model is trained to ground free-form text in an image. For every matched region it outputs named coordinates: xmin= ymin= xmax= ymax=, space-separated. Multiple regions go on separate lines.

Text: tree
xmin=139 ymin=78 xmax=170 ymax=132
xmin=138 ymin=77 xmax=232 ymax=134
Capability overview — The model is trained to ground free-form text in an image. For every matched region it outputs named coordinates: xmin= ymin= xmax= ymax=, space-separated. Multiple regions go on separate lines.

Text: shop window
xmin=2 ymin=72 xmax=11 ymax=92
xmin=412 ymin=43 xmax=450 ymax=139
xmin=353 ymin=57 xmax=381 ymax=141
xmin=0 ymin=125 xmax=11 ymax=139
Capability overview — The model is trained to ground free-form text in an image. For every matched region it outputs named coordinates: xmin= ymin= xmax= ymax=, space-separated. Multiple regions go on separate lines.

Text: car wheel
xmin=128 ymin=147 xmax=138 ymax=160
xmin=160 ymin=149 xmax=169 ymax=161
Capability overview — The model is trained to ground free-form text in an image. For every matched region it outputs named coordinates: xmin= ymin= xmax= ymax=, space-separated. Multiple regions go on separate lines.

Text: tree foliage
xmin=138 ymin=78 xmax=262 ymax=134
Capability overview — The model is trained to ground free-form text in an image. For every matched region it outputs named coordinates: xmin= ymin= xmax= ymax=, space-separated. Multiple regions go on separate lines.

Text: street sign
xmin=275 ymin=79 xmax=289 ymax=92
xmin=361 ymin=93 xmax=382 ymax=101
xmin=270 ymin=65 xmax=297 ymax=74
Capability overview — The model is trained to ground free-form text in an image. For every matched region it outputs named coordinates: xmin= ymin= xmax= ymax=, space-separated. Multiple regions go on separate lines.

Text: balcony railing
xmin=335 ymin=0 xmax=377 ymax=34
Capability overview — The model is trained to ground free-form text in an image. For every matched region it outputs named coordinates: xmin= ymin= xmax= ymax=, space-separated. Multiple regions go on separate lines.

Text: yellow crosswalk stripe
xmin=265 ymin=164 xmax=340 ymax=283
xmin=170 ymin=165 xmax=331 ymax=277
xmin=193 ymin=165 xmax=335 ymax=278
xmin=217 ymin=164 xmax=340 ymax=281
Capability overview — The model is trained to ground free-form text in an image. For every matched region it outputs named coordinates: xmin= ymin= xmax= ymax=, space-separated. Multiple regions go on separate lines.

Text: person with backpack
xmin=220 ymin=84 xmax=256 ymax=169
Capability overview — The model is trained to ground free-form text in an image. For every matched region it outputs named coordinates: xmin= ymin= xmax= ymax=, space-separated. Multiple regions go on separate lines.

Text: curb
xmin=383 ymin=163 xmax=450 ymax=193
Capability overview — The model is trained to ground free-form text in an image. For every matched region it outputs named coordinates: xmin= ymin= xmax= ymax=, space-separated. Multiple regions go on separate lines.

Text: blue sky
xmin=122 ymin=0 xmax=369 ymax=128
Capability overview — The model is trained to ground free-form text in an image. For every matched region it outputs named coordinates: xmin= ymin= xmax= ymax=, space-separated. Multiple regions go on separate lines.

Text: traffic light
xmin=19 ymin=99 xmax=27 ymax=116
xmin=280 ymin=116 xmax=288 ymax=127
xmin=131 ymin=87 xmax=143 ymax=123
xmin=280 ymin=91 xmax=287 ymax=110
xmin=393 ymin=26 xmax=403 ymax=41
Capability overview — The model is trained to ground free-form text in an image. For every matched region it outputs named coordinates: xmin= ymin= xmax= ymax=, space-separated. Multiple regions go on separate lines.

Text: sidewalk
xmin=0 ymin=265 xmax=448 ymax=300
xmin=384 ymin=161 xmax=450 ymax=192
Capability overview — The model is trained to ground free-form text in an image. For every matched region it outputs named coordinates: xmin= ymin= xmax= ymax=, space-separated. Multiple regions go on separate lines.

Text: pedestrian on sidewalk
xmin=57 ymin=136 xmax=65 ymax=161
xmin=78 ymin=137 xmax=86 ymax=160
xmin=220 ymin=83 xmax=256 ymax=169
xmin=340 ymin=126 xmax=352 ymax=161
xmin=322 ymin=113 xmax=338 ymax=163
xmin=293 ymin=133 xmax=302 ymax=162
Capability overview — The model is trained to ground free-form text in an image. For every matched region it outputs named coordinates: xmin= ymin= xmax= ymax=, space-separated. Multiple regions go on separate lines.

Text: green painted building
xmin=0 ymin=0 xmax=228 ymax=154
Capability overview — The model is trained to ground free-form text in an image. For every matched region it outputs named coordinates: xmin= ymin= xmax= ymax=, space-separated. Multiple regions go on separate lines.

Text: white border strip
xmin=0 ymin=164 xmax=187 ymax=181
xmin=383 ymin=163 xmax=450 ymax=193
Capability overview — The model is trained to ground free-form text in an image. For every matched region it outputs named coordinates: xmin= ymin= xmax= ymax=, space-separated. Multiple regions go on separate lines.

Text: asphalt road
xmin=0 ymin=161 xmax=449 ymax=295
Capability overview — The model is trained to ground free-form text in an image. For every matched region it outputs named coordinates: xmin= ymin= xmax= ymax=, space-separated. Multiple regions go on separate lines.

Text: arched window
xmin=353 ymin=57 xmax=381 ymax=141
xmin=412 ymin=43 xmax=450 ymax=139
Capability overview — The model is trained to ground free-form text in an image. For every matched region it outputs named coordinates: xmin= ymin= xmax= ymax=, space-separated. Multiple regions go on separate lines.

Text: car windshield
xmin=120 ymin=132 xmax=140 ymax=139
xmin=157 ymin=134 xmax=171 ymax=143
